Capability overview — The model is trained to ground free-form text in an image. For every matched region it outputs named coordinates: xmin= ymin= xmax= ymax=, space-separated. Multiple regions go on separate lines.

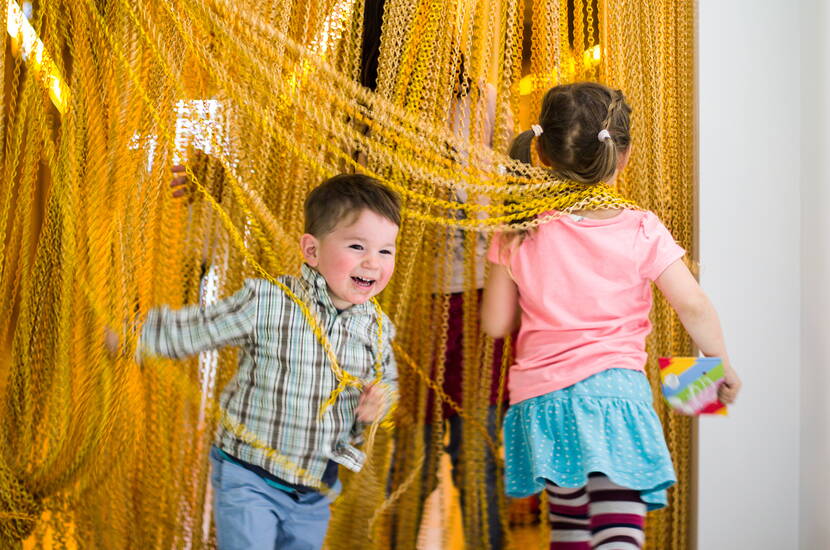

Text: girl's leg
xmin=586 ymin=473 xmax=646 ymax=549
xmin=545 ymin=482 xmax=591 ymax=550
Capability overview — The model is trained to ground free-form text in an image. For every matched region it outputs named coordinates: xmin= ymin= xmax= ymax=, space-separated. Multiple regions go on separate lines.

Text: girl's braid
xmin=601 ymin=89 xmax=624 ymax=131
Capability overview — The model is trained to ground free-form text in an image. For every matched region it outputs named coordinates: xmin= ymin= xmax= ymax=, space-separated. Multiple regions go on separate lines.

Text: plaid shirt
xmin=140 ymin=264 xmax=397 ymax=486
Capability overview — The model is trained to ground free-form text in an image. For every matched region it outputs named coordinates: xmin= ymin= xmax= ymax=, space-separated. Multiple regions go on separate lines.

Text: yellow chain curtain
xmin=0 ymin=0 xmax=694 ymax=548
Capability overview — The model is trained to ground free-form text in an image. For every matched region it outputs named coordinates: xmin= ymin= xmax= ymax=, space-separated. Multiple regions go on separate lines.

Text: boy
xmin=135 ymin=173 xmax=400 ymax=549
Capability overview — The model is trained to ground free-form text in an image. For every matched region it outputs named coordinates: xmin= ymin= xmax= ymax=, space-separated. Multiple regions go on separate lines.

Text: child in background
xmin=481 ymin=82 xmax=741 ymax=549
xmin=121 ymin=174 xmax=400 ymax=550
xmin=422 ymin=71 xmax=508 ymax=550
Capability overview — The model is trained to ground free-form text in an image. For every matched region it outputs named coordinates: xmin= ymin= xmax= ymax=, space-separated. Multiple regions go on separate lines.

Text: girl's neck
xmin=572 ymin=175 xmax=622 ymax=219
xmin=571 ymin=208 xmax=624 ymax=220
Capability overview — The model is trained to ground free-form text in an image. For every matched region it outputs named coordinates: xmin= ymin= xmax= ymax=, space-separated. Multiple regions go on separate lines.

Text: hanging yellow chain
xmin=0 ymin=0 xmax=695 ymax=547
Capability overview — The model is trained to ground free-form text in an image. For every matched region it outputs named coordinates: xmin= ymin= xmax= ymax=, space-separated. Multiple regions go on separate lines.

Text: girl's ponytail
xmin=583 ymin=127 xmax=619 ymax=184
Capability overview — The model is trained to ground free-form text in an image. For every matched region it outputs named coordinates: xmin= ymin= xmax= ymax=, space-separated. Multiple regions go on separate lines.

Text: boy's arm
xmin=379 ymin=318 xmax=398 ymax=393
xmin=138 ymin=280 xmax=258 ymax=360
xmin=655 ymin=259 xmax=742 ymax=404
xmin=351 ymin=317 xmax=397 ymax=441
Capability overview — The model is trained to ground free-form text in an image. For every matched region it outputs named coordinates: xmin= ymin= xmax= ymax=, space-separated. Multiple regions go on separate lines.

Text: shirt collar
xmin=300 ymin=263 xmax=375 ymax=317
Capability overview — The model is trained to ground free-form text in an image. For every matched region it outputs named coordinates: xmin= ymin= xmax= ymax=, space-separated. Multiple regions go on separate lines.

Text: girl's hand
xmin=718 ymin=360 xmax=741 ymax=405
xmin=355 ymin=384 xmax=390 ymax=423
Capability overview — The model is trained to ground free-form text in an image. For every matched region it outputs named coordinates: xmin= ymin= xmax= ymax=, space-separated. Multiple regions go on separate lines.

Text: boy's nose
xmin=362 ymin=255 xmax=380 ymax=269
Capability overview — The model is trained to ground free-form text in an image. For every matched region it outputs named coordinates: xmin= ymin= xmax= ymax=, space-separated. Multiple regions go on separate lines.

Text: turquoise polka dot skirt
xmin=503 ymin=368 xmax=676 ymax=511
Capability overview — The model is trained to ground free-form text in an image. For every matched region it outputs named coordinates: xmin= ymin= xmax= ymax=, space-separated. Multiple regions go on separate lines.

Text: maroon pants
xmin=425 ymin=291 xmax=508 ymax=420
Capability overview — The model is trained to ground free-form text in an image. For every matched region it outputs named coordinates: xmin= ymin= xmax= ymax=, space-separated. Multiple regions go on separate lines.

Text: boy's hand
xmin=718 ymin=360 xmax=741 ymax=405
xmin=355 ymin=384 xmax=391 ymax=423
xmin=104 ymin=327 xmax=120 ymax=357
xmin=104 ymin=324 xmax=144 ymax=365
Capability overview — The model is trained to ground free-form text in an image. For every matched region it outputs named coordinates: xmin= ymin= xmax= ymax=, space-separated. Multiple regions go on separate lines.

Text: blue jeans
xmin=209 ymin=446 xmax=339 ymax=550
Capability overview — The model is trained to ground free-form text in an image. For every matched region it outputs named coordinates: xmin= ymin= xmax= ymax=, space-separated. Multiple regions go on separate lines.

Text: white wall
xmin=799 ymin=0 xmax=830 ymax=548
xmin=697 ymin=2 xmax=802 ymax=549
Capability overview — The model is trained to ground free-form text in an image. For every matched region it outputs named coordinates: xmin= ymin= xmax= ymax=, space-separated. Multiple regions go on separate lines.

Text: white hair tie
xmin=597 ymin=129 xmax=611 ymax=142
xmin=531 ymin=124 xmax=544 ymax=137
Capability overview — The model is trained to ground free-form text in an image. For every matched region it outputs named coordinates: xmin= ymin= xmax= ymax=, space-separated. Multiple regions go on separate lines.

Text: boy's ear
xmin=300 ymin=234 xmax=320 ymax=266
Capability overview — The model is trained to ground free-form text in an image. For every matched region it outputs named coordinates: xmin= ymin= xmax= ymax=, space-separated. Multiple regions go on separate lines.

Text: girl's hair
xmin=536 ymin=82 xmax=632 ymax=184
xmin=495 ymin=129 xmax=536 ymax=263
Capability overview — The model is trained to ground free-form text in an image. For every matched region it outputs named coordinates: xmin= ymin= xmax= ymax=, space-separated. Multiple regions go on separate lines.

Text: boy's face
xmin=300 ymin=209 xmax=399 ymax=310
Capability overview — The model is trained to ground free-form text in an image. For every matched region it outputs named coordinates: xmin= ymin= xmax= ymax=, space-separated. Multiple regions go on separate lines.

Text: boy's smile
xmin=301 ymin=209 xmax=399 ymax=310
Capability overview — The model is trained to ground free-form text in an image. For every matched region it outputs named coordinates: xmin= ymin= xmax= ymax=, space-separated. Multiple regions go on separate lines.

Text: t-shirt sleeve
xmin=486 ymin=232 xmax=506 ymax=265
xmin=637 ymin=212 xmax=686 ymax=281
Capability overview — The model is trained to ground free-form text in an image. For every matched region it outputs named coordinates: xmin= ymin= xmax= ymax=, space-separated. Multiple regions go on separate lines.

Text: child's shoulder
xmin=345 ymin=306 xmax=397 ymax=345
xmin=634 ymin=209 xmax=675 ymax=238
xmin=352 ymin=306 xmax=396 ymax=338
xmin=562 ymin=208 xmax=666 ymax=229
xmin=238 ymin=274 xmax=304 ymax=298
xmin=637 ymin=208 xmax=663 ymax=222
xmin=531 ymin=208 xmax=651 ymax=232
xmin=592 ymin=209 xmax=674 ymax=242
xmin=378 ymin=310 xmax=397 ymax=341
xmin=528 ymin=209 xmax=673 ymax=253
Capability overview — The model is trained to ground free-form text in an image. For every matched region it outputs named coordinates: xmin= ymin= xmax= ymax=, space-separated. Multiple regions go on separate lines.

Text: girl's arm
xmin=655 ymin=259 xmax=742 ymax=404
xmin=481 ymin=262 xmax=520 ymax=338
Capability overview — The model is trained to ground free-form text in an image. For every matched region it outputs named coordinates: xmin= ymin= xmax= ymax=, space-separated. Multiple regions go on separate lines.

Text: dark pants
xmin=424 ymin=405 xmax=504 ymax=549
xmin=421 ymin=291 xmax=508 ymax=548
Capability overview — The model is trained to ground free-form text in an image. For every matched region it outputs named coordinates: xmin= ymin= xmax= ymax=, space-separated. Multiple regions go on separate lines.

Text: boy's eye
xmin=349 ymin=244 xmax=364 ymax=250
xmin=380 ymin=249 xmax=394 ymax=256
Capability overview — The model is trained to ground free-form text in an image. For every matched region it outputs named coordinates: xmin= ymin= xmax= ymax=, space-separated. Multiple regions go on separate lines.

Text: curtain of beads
xmin=0 ymin=0 xmax=694 ymax=548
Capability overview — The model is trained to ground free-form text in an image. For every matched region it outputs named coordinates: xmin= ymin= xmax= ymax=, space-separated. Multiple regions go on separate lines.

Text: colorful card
xmin=658 ymin=357 xmax=728 ymax=415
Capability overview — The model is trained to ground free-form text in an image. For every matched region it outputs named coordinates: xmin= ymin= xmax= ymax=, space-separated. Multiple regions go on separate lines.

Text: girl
xmin=481 ymin=82 xmax=741 ymax=549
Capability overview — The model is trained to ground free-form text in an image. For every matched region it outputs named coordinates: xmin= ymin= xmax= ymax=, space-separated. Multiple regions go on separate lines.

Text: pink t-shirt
xmin=487 ymin=209 xmax=685 ymax=405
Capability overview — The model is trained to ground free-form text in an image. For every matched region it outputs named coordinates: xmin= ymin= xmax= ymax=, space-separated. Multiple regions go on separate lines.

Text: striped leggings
xmin=546 ymin=473 xmax=646 ymax=550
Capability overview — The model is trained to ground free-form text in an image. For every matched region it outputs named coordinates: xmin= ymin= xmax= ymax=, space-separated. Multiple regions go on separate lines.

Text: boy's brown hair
xmin=304 ymin=174 xmax=401 ymax=237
